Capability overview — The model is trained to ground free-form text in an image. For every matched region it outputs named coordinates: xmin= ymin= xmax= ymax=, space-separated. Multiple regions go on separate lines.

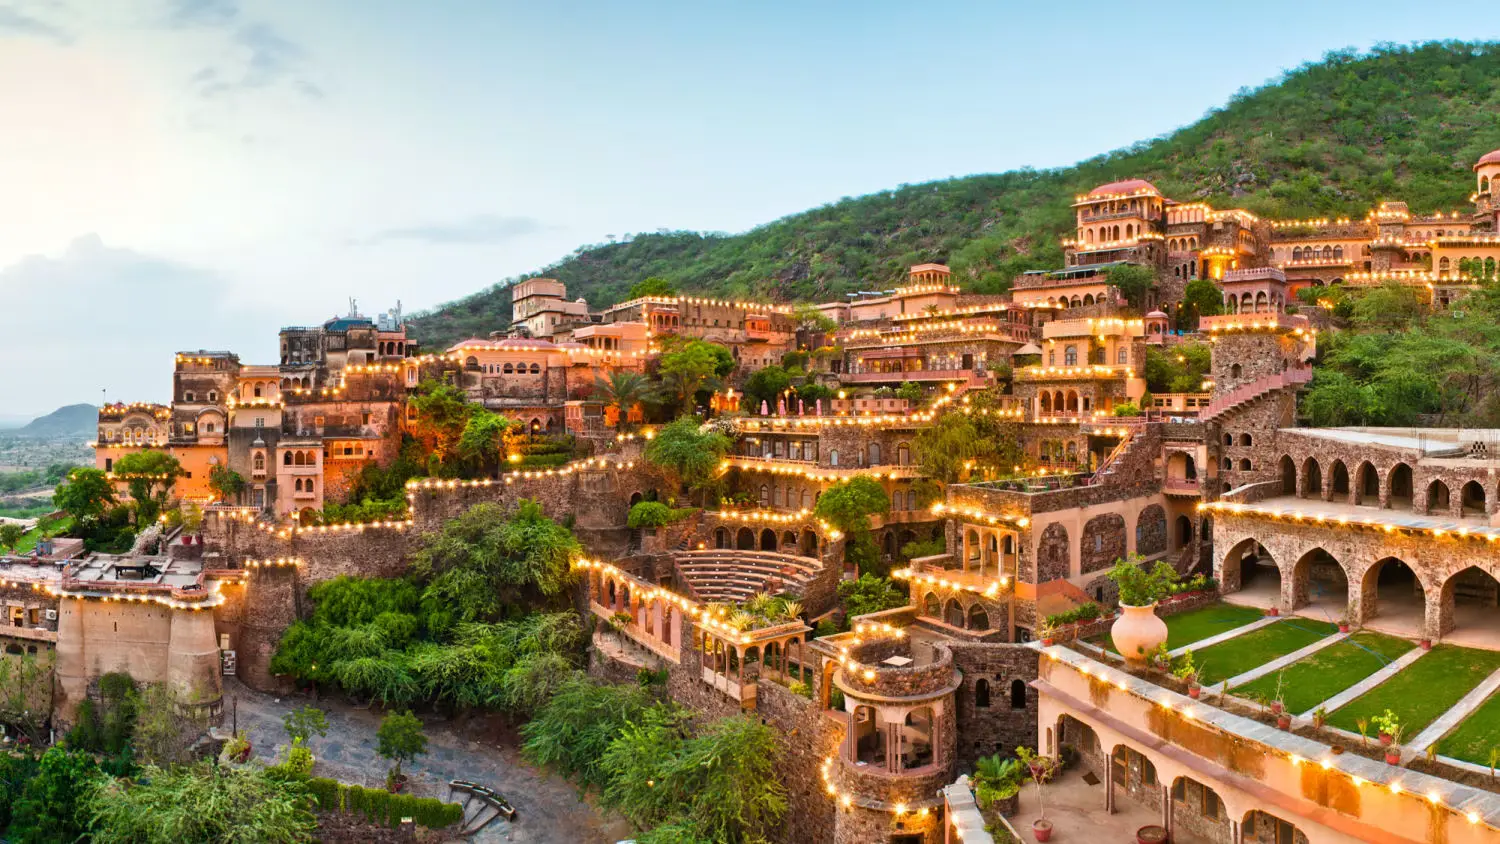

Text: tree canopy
xmin=645 ymin=417 xmax=731 ymax=505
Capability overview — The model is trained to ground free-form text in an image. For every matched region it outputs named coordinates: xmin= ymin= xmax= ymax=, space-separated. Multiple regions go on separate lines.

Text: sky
xmin=2 ymin=0 xmax=1499 ymax=418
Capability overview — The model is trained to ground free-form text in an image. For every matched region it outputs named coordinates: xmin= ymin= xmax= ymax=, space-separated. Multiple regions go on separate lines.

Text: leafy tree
xmin=645 ymin=417 xmax=732 ymax=505
xmin=86 ymin=762 xmax=316 ymax=843
xmin=628 ymin=501 xmax=692 ymax=529
xmin=1351 ymin=281 xmax=1425 ymax=329
xmin=837 ymin=574 xmax=909 ymax=621
xmin=1105 ymin=264 xmax=1156 ymax=311
xmin=814 ymin=476 xmax=889 ymax=535
xmin=594 ymin=371 xmax=652 ymax=429
xmin=407 ymin=379 xmax=474 ymax=471
xmin=0 ymin=651 xmax=53 ymax=745
xmin=8 ymin=746 xmax=100 ymax=844
xmin=1143 ymin=343 xmax=1213 ymax=394
xmin=629 ymin=276 xmax=677 ymax=298
xmin=376 ymin=710 xmax=428 ymax=780
xmin=653 ymin=715 xmax=787 ymax=843
xmin=282 ymin=705 xmax=329 ymax=745
xmin=522 ymin=674 xmax=657 ymax=788
xmin=53 ymin=467 xmax=116 ymax=525
xmin=411 ymin=500 xmax=579 ymax=623
xmin=792 ymin=303 xmax=837 ymax=334
xmin=894 ymin=381 xmax=923 ymax=403
xmin=599 ymin=706 xmax=689 ymax=829
xmin=913 ymin=410 xmax=1020 ymax=484
xmin=131 ymin=682 xmax=208 ymax=767
xmin=0 ymin=523 xmax=23 ymax=554
xmin=455 ymin=409 xmax=514 ymax=478
xmin=741 ymin=365 xmax=792 ymax=411
xmin=655 ymin=341 xmax=729 ymax=413
xmin=111 ymin=450 xmax=186 ymax=525
xmin=207 ymin=465 xmax=246 ymax=501
xmin=0 ymin=752 xmax=39 ymax=832
xmin=1178 ymin=278 xmax=1224 ymax=328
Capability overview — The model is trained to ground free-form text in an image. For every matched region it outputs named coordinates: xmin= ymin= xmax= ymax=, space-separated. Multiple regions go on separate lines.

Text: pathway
xmin=1168 ymin=615 xmax=1279 ymax=658
xmin=1223 ymin=631 xmax=1348 ymax=689
xmin=1407 ymin=667 xmax=1500 ymax=756
xmin=224 ymin=679 xmax=633 ymax=844
xmin=1299 ymin=646 xmax=1427 ymax=719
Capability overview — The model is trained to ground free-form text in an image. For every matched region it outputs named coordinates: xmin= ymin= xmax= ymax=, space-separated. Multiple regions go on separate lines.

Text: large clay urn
xmin=1111 ymin=603 xmax=1168 ymax=664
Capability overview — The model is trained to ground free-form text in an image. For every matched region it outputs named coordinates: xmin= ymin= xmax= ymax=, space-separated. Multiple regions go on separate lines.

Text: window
xmin=208 ymin=390 xmax=218 ymax=402
xmin=975 ymin=679 xmax=990 ymax=708
xmin=362 ymin=412 xmax=371 ymax=425
xmin=1116 ymin=348 xmax=1127 ymax=364
xmin=1010 ymin=679 xmax=1027 ymax=709
xmin=184 ymin=391 xmax=195 ymax=402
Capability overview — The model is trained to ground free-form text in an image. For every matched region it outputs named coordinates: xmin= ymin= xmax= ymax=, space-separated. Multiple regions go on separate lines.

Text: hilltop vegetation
xmin=409 ymin=42 xmax=1500 ymax=348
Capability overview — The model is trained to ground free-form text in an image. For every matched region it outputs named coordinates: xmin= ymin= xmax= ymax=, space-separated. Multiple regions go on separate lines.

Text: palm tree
xmin=655 ymin=370 xmax=722 ymax=416
xmin=593 ymin=371 xmax=650 ymax=429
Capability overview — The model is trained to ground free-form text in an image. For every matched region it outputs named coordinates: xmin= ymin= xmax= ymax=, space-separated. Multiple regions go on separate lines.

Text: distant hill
xmin=12 ymin=404 xmax=97 ymax=438
xmin=408 ymin=41 xmax=1500 ymax=349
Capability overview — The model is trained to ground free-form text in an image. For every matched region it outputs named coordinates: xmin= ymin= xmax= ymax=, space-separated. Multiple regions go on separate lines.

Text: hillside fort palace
xmin=10 ymin=152 xmax=1500 ymax=843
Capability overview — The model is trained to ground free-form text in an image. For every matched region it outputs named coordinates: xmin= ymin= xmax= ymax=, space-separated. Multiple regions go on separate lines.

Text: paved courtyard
xmin=224 ymin=679 xmax=633 ymax=844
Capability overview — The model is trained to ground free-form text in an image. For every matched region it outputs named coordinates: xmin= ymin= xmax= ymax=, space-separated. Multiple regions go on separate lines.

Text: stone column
xmin=1104 ymin=752 xmax=1115 ymax=813
xmin=1350 ymin=574 xmax=1372 ymax=625
xmin=1426 ymin=585 xmax=1454 ymax=641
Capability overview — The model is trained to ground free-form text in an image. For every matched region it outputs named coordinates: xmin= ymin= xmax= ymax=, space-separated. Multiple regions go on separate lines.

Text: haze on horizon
xmin=2 ymin=0 xmax=1498 ymax=418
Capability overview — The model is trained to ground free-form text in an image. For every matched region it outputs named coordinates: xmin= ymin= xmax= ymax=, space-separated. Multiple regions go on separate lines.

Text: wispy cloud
xmin=0 ymin=4 xmax=71 ymax=44
xmin=361 ymin=215 xmax=551 ymax=246
xmin=164 ymin=0 xmax=238 ymax=28
xmin=191 ymin=23 xmax=322 ymax=99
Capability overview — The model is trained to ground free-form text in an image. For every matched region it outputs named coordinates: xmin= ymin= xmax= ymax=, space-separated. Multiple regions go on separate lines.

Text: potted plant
xmin=1311 ymin=706 xmax=1328 ymax=729
xmin=1420 ymin=637 xmax=1432 ymax=650
xmin=1016 ymin=746 xmax=1057 ymax=842
xmin=1268 ymin=671 xmax=1287 ymax=716
xmin=972 ymin=753 xmax=1026 ymax=818
xmin=1038 ymin=620 xmax=1059 ymax=647
xmin=1267 ymin=605 xmax=1280 ymax=617
xmin=1149 ymin=642 xmax=1172 ymax=673
xmin=1136 ymin=824 xmax=1168 ymax=844
xmin=1338 ymin=606 xmax=1354 ymax=634
xmin=1107 ymin=556 xmax=1178 ymax=665
xmin=1356 ymin=717 xmax=1370 ymax=748
xmin=1173 ymin=650 xmax=1200 ymax=698
xmin=1373 ymin=710 xmax=1401 ymax=747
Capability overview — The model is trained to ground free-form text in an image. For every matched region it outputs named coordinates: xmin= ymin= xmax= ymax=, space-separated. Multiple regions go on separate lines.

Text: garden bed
xmin=1232 ymin=632 xmax=1414 ymax=714
xmin=1190 ymin=619 xmax=1339 ymax=687
xmin=1326 ymin=645 xmax=1500 ymax=737
xmin=1436 ymin=685 xmax=1500 ymax=766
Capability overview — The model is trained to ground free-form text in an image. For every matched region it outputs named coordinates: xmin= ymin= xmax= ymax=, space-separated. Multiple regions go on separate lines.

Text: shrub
xmin=627 ymin=501 xmax=694 ymax=529
xmin=1044 ymin=602 xmax=1100 ymax=628
xmin=788 ymin=680 xmax=811 ymax=698
xmin=306 ymin=778 xmax=462 ymax=829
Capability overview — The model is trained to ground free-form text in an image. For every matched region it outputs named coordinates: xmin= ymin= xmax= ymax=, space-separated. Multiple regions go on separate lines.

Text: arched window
xmin=253 ymin=453 xmax=264 ymax=471
xmin=829 ymin=449 xmax=839 ymax=467
xmin=503 ymin=362 xmax=514 ymax=374
xmin=530 ymin=363 xmax=541 ymax=374
xmin=283 ymin=452 xmax=292 ymax=466
xmin=1010 ymin=679 xmax=1027 ymax=709
xmin=866 ymin=443 xmax=881 ymax=465
xmin=1064 ymin=345 xmax=1078 ymax=366
xmin=1230 ymin=363 xmax=1243 ymax=379
xmin=975 ymin=679 xmax=991 ymax=708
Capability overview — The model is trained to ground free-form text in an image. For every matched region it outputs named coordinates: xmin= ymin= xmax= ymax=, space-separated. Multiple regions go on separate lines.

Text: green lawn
xmin=1233 ymin=632 xmax=1414 ymax=714
xmin=1092 ymin=603 xmax=1265 ymax=654
xmin=1436 ymin=688 xmax=1500 ymax=765
xmin=1328 ymin=645 xmax=1500 ymax=738
xmin=1190 ymin=619 xmax=1339 ymax=687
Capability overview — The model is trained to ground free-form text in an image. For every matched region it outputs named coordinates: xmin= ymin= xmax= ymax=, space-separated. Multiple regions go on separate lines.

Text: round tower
xmin=1474 ymin=149 xmax=1500 ymax=225
xmin=1144 ymin=309 xmax=1169 ymax=345
xmin=826 ymin=638 xmax=960 ymax=844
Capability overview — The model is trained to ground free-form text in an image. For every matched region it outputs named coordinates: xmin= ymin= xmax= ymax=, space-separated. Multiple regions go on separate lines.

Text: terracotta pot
xmin=1111 ymin=603 xmax=1168 ymax=664
xmin=1421 ymin=639 xmax=1432 ymax=650
xmin=1277 ymin=714 xmax=1291 ymax=730
xmin=1136 ymin=825 xmax=1168 ymax=844
xmin=1380 ymin=733 xmax=1393 ymax=746
xmin=1267 ymin=607 xmax=1280 ymax=616
xmin=1385 ymin=750 xmax=1401 ymax=765
xmin=1041 ymin=637 xmax=1055 ymax=647
xmin=1270 ymin=701 xmax=1284 ymax=715
xmin=1338 ymin=623 xmax=1350 ymax=633
xmin=1188 ymin=684 xmax=1200 ymax=699
xmin=1033 ymin=819 xmax=1054 ymax=842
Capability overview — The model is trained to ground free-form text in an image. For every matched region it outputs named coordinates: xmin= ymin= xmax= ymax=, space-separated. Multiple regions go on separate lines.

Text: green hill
xmin=408 ymin=41 xmax=1500 ymax=350
xmin=13 ymin=404 xmax=97 ymax=439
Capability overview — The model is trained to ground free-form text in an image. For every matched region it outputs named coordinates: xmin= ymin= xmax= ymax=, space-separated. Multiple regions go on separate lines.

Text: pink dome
xmin=1088 ymin=179 xmax=1160 ymax=198
xmin=1475 ymin=149 xmax=1500 ymax=170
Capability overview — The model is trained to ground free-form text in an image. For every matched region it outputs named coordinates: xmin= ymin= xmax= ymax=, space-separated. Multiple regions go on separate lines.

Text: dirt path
xmin=224 ymin=679 xmax=633 ymax=843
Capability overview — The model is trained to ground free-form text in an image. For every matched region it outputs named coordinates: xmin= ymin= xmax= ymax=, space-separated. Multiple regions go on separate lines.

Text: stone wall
xmin=1080 ymin=512 xmax=1126 ymax=574
xmin=947 ymin=643 xmax=1040 ymax=774
xmin=1035 ymin=523 xmax=1069 ymax=582
xmin=1136 ymin=503 xmax=1168 ymax=556
xmin=758 ymin=680 xmax=840 ymax=844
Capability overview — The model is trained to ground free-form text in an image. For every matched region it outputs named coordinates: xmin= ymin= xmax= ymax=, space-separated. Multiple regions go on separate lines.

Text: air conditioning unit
xmin=44 ymin=609 xmax=57 ymax=621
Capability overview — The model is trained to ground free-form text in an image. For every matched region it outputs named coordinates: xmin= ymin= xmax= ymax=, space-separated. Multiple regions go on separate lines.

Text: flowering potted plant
xmin=1016 ymin=746 xmax=1058 ymax=842
xmin=1037 ymin=620 xmax=1058 ymax=647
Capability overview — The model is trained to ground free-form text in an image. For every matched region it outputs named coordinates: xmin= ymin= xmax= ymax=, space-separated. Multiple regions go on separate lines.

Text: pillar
xmin=1349 ymin=573 xmax=1372 ymax=625
xmin=1427 ymin=584 xmax=1454 ymax=641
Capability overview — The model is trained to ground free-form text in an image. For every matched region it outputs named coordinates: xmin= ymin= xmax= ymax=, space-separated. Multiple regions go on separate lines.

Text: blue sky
xmin=3 ymin=0 xmax=1499 ymax=417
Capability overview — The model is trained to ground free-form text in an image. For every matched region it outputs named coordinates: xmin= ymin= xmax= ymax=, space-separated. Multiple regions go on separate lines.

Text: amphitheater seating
xmin=674 ymin=550 xmax=825 ymax=604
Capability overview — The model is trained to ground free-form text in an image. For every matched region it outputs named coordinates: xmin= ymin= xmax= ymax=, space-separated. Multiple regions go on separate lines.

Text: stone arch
xmin=1219 ymin=536 xmax=1276 ymax=595
xmin=901 ymin=707 xmax=936 ymax=771
xmin=881 ymin=530 xmax=896 ymax=557
xmin=967 ymin=604 xmax=990 ymax=631
xmin=1010 ymin=679 xmax=1027 ymax=709
xmin=1388 ymin=462 xmax=1413 ymax=508
xmin=1036 ymin=523 xmax=1070 ymax=582
xmin=1165 ymin=452 xmax=1196 ymax=482
xmin=1243 ymin=809 xmax=1305 ymax=844
xmin=1355 ymin=461 xmax=1379 ymax=505
xmin=1290 ymin=547 xmax=1347 ymax=615
xmin=736 ymin=527 xmax=755 ymax=550
xmin=1329 ymin=460 xmax=1350 ymax=498
xmin=799 ymin=529 xmax=818 ymax=556
xmin=1278 ymin=455 xmax=1296 ymax=495
xmin=944 ymin=598 xmax=964 ymax=628
xmin=1239 ymin=458 xmax=1252 ymax=471
xmin=1358 ymin=556 xmax=1428 ymax=628
xmin=1174 ymin=515 xmax=1193 ymax=550
xmin=781 ymin=530 xmax=797 ymax=551
xmin=1134 ymin=505 xmax=1167 ymax=556
xmin=1427 ymin=479 xmax=1451 ymax=515
xmin=866 ymin=442 xmax=881 ymax=465
xmin=975 ymin=678 xmax=991 ymax=708
xmin=759 ymin=529 xmax=777 ymax=552
xmin=714 ymin=527 xmax=729 ymax=549
xmin=1463 ymin=480 xmax=1486 ymax=516
xmin=1081 ymin=513 xmax=1125 ymax=574
xmin=923 ymin=592 xmax=940 ymax=618
xmin=1440 ymin=565 xmax=1500 ymax=640
xmin=1300 ymin=457 xmax=1322 ymax=499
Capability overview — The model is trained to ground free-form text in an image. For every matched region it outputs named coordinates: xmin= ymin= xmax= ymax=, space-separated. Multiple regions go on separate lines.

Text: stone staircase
xmin=1201 ymin=368 xmax=1312 ymax=421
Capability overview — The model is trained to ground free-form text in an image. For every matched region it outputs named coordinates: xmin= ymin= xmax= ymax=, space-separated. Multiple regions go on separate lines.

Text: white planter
xmin=1111 ymin=602 xmax=1168 ymax=663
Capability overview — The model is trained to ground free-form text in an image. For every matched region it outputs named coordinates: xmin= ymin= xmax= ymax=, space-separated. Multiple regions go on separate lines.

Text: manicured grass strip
xmin=1091 ymin=603 xmax=1265 ymax=654
xmin=1328 ymin=645 xmax=1500 ymax=737
xmin=1437 ymin=686 xmax=1500 ymax=765
xmin=1233 ymin=632 xmax=1414 ymax=714
xmin=1191 ymin=619 xmax=1339 ymax=687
